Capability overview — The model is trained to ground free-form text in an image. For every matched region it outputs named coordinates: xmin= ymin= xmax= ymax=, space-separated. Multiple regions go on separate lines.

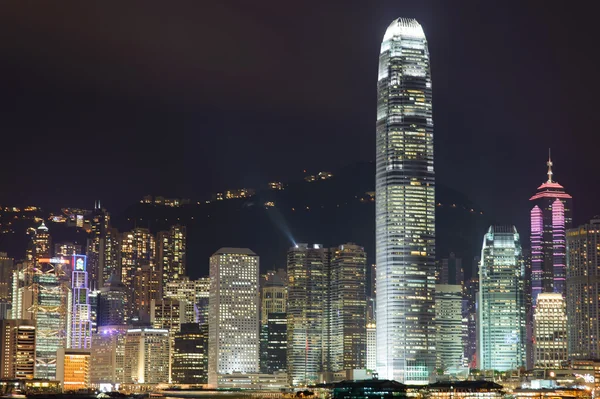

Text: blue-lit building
xmin=477 ymin=226 xmax=526 ymax=371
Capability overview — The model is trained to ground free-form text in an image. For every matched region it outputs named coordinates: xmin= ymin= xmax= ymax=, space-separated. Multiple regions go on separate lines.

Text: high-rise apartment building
xmin=97 ymin=275 xmax=128 ymax=327
xmin=477 ymin=226 xmax=526 ymax=371
xmin=0 ymin=253 xmax=14 ymax=303
xmin=123 ymin=328 xmax=170 ymax=384
xmin=530 ymin=155 xmax=572 ymax=304
xmin=375 ymin=18 xmax=435 ymax=384
xmin=120 ymin=228 xmax=157 ymax=306
xmin=208 ymin=248 xmax=259 ymax=388
xmin=132 ymin=265 xmax=161 ymax=321
xmin=67 ymin=255 xmax=92 ymax=349
xmin=157 ymin=225 xmax=187 ymax=286
xmin=329 ymin=243 xmax=367 ymax=372
xmin=435 ymin=285 xmax=464 ymax=372
xmin=533 ymin=293 xmax=567 ymax=368
xmin=287 ymin=244 xmax=329 ymax=386
xmin=0 ymin=319 xmax=35 ymax=379
xmin=172 ymin=323 xmax=208 ymax=385
xmin=566 ymin=218 xmax=600 ymax=359
xmin=91 ymin=325 xmax=128 ymax=389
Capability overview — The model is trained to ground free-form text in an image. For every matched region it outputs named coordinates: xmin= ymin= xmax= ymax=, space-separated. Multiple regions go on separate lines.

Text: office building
xmin=530 ymin=155 xmax=572 ymax=303
xmin=435 ymin=285 xmax=464 ymax=372
xmin=67 ymin=255 xmax=92 ymax=349
xmin=260 ymin=273 xmax=287 ymax=325
xmin=157 ymin=225 xmax=187 ymax=286
xmin=16 ymin=258 xmax=69 ymax=380
xmin=97 ymin=275 xmax=128 ymax=327
xmin=566 ymin=218 xmax=600 ymax=359
xmin=329 ymin=243 xmax=367 ymax=372
xmin=375 ymin=18 xmax=435 ymax=384
xmin=91 ymin=325 xmax=128 ymax=389
xmin=533 ymin=293 xmax=567 ymax=368
xmin=477 ymin=226 xmax=526 ymax=371
xmin=287 ymin=243 xmax=329 ymax=386
xmin=0 ymin=253 xmax=14 ymax=303
xmin=0 ymin=319 xmax=36 ymax=379
xmin=264 ymin=312 xmax=287 ymax=374
xmin=366 ymin=323 xmax=376 ymax=371
xmin=437 ymin=253 xmax=464 ymax=285
xmin=208 ymin=248 xmax=259 ymax=388
xmin=56 ymin=348 xmax=91 ymax=391
xmin=172 ymin=323 xmax=208 ymax=385
xmin=31 ymin=222 xmax=52 ymax=265
xmin=124 ymin=328 xmax=170 ymax=384
xmin=164 ymin=277 xmax=210 ymax=324
xmin=464 ymin=276 xmax=478 ymax=368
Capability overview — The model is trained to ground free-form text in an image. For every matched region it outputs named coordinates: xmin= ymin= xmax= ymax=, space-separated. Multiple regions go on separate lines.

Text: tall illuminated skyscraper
xmin=375 ymin=18 xmax=435 ymax=384
xmin=67 ymin=255 xmax=92 ymax=349
xmin=477 ymin=226 xmax=526 ymax=371
xmin=208 ymin=248 xmax=259 ymax=388
xmin=530 ymin=154 xmax=572 ymax=305
xmin=286 ymin=244 xmax=329 ymax=386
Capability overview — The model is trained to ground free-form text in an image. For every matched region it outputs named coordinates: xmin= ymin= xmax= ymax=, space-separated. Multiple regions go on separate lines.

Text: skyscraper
xmin=0 ymin=253 xmax=14 ymax=304
xmin=264 ymin=312 xmax=287 ymax=374
xmin=434 ymin=284 xmax=464 ymax=372
xmin=67 ymin=255 xmax=92 ymax=349
xmin=477 ymin=226 xmax=526 ymax=371
xmin=120 ymin=228 xmax=157 ymax=308
xmin=164 ymin=277 xmax=210 ymax=324
xmin=123 ymin=328 xmax=170 ymax=384
xmin=97 ymin=275 xmax=128 ymax=327
xmin=286 ymin=244 xmax=329 ymax=386
xmin=533 ymin=293 xmax=567 ymax=368
xmin=0 ymin=319 xmax=35 ymax=379
xmin=157 ymin=225 xmax=187 ymax=286
xmin=566 ymin=218 xmax=600 ymax=359
xmin=91 ymin=325 xmax=128 ymax=389
xmin=329 ymin=243 xmax=367 ymax=373
xmin=375 ymin=17 xmax=435 ymax=384
xmin=208 ymin=248 xmax=259 ymax=388
xmin=530 ymin=154 xmax=572 ymax=304
xmin=172 ymin=323 xmax=208 ymax=385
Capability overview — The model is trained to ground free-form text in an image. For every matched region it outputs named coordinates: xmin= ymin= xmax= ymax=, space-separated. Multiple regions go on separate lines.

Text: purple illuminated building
xmin=530 ymin=153 xmax=572 ymax=305
xmin=67 ymin=255 xmax=93 ymax=349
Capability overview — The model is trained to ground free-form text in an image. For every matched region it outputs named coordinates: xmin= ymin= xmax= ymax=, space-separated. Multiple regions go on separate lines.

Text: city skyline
xmin=1 ymin=2 xmax=599 ymax=394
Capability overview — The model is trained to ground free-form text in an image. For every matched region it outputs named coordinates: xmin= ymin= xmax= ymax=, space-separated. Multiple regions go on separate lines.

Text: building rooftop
xmin=213 ymin=247 xmax=257 ymax=256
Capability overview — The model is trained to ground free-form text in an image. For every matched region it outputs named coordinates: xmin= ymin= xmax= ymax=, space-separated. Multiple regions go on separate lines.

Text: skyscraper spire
xmin=547 ymin=148 xmax=553 ymax=183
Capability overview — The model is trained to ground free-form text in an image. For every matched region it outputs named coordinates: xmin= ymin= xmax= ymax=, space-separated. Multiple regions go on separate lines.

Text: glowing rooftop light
xmin=382 ymin=18 xmax=425 ymax=41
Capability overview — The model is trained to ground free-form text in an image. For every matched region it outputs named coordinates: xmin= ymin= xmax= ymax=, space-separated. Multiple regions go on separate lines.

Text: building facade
xmin=164 ymin=277 xmax=210 ymax=324
xmin=67 ymin=255 xmax=92 ymax=349
xmin=91 ymin=325 xmax=128 ymax=389
xmin=530 ymin=155 xmax=572 ymax=304
xmin=375 ymin=18 xmax=435 ymax=384
xmin=208 ymin=248 xmax=259 ymax=388
xmin=157 ymin=225 xmax=187 ymax=286
xmin=264 ymin=312 xmax=287 ymax=374
xmin=97 ymin=275 xmax=128 ymax=327
xmin=435 ymin=284 xmax=464 ymax=372
xmin=287 ymin=244 xmax=329 ymax=386
xmin=56 ymin=348 xmax=91 ymax=391
xmin=566 ymin=218 xmax=600 ymax=359
xmin=329 ymin=243 xmax=367 ymax=372
xmin=533 ymin=293 xmax=567 ymax=368
xmin=0 ymin=253 xmax=14 ymax=303
xmin=0 ymin=319 xmax=35 ymax=379
xmin=123 ymin=328 xmax=170 ymax=384
xmin=478 ymin=226 xmax=526 ymax=371
xmin=172 ymin=323 xmax=208 ymax=385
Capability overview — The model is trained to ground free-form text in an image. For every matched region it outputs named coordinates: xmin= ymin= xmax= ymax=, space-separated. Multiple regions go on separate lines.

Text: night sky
xmin=1 ymin=1 xmax=599 ymax=233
